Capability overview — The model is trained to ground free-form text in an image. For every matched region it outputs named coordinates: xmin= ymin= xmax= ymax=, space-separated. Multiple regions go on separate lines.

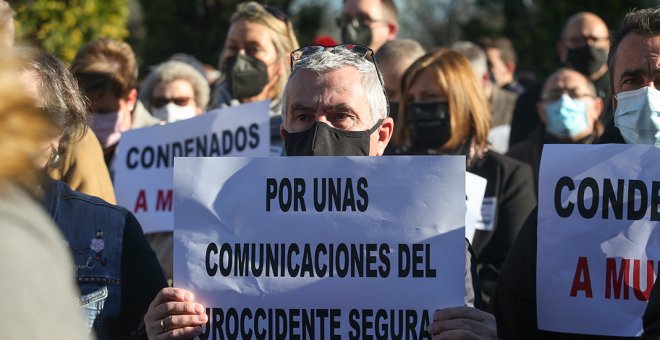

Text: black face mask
xmin=565 ymin=45 xmax=608 ymax=77
xmin=406 ymin=101 xmax=451 ymax=149
xmin=341 ymin=20 xmax=373 ymax=47
xmin=389 ymin=101 xmax=399 ymax=123
xmin=284 ymin=120 xmax=382 ymax=156
xmin=224 ymin=54 xmax=269 ymax=99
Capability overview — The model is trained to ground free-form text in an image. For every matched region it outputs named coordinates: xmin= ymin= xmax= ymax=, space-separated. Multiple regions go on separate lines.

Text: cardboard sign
xmin=173 ymin=156 xmax=466 ymax=338
xmin=114 ymin=102 xmax=270 ymax=233
xmin=537 ymin=144 xmax=660 ymax=336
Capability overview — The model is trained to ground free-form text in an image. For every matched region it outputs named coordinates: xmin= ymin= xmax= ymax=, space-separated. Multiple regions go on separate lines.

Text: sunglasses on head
xmin=151 ymin=96 xmax=192 ymax=108
xmin=541 ymin=88 xmax=596 ymax=102
xmin=290 ymin=44 xmax=390 ymax=117
xmin=290 ymin=44 xmax=378 ymax=68
xmin=262 ymin=4 xmax=290 ymax=24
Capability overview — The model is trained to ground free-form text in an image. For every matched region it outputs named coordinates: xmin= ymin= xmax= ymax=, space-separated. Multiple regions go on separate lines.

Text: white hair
xmin=139 ymin=60 xmax=210 ymax=110
xmin=281 ymin=47 xmax=387 ymax=125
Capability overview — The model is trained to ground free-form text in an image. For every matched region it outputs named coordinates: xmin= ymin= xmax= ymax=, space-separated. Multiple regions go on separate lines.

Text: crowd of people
xmin=1 ymin=0 xmax=660 ymax=339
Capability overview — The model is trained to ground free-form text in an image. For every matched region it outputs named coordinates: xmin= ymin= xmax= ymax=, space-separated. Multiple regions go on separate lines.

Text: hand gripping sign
xmin=537 ymin=144 xmax=660 ymax=336
xmin=113 ymin=101 xmax=270 ymax=234
xmin=173 ymin=156 xmax=466 ymax=339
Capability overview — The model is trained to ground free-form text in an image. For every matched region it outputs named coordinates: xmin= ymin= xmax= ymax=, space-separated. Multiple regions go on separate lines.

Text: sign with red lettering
xmin=537 ymin=144 xmax=660 ymax=336
xmin=173 ymin=156 xmax=466 ymax=338
xmin=113 ymin=101 xmax=270 ymax=233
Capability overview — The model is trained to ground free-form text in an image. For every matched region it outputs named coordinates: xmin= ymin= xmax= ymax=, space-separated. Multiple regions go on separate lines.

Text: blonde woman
xmin=212 ymin=1 xmax=300 ymax=154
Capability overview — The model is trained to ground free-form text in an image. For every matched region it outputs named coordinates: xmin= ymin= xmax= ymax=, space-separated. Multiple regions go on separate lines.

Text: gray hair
xmin=608 ymin=6 xmax=660 ymax=88
xmin=139 ymin=60 xmax=210 ymax=110
xmin=451 ymin=41 xmax=488 ymax=79
xmin=281 ymin=47 xmax=387 ymax=125
xmin=20 ymin=48 xmax=89 ymax=149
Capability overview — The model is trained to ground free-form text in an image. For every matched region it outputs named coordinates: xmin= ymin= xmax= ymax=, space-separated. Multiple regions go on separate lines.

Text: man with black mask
xmin=337 ymin=0 xmax=399 ymax=53
xmin=143 ymin=43 xmax=498 ymax=340
xmin=558 ymin=12 xmax=611 ymax=99
xmin=280 ymin=44 xmax=498 ymax=338
xmin=509 ymin=12 xmax=612 ymax=147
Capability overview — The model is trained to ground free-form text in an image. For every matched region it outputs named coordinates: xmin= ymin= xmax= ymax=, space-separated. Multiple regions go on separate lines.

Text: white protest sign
xmin=173 ymin=156 xmax=466 ymax=339
xmin=114 ymin=101 xmax=270 ymax=234
xmin=537 ymin=144 xmax=660 ymax=336
xmin=465 ymin=172 xmax=487 ymax=243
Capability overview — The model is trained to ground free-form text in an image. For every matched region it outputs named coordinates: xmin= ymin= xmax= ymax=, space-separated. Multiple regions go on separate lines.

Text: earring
xmin=49 ymin=148 xmax=61 ymax=169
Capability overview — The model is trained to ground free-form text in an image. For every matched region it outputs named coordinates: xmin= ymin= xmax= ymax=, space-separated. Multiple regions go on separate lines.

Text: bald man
xmin=558 ymin=12 xmax=610 ymax=83
xmin=507 ymin=68 xmax=603 ymax=194
xmin=509 ymin=12 xmax=612 ymax=147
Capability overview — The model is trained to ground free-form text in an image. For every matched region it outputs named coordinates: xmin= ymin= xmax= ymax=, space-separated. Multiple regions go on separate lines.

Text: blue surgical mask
xmin=614 ymin=86 xmax=660 ymax=145
xmin=543 ymin=94 xmax=590 ymax=138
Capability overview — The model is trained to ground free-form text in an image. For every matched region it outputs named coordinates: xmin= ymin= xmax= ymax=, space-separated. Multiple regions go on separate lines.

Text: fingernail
xmin=197 ymin=313 xmax=208 ymax=323
xmin=195 ymin=303 xmax=204 ymax=314
xmin=185 ymin=292 xmax=193 ymax=301
xmin=428 ymin=322 xmax=440 ymax=334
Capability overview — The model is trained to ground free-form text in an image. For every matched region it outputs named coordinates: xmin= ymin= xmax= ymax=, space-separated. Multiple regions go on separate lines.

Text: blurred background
xmin=12 ymin=0 xmax=658 ymax=84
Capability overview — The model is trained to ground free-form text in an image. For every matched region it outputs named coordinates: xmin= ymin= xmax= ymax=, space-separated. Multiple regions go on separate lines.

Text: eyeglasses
xmin=541 ymin=88 xmax=596 ymax=102
xmin=262 ymin=4 xmax=290 ymax=24
xmin=151 ymin=96 xmax=193 ymax=108
xmin=335 ymin=14 xmax=385 ymax=28
xmin=290 ymin=44 xmax=389 ymax=116
xmin=564 ymin=35 xmax=609 ymax=48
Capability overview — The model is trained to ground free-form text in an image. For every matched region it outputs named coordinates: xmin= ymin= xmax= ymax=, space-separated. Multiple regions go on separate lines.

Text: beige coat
xmin=48 ymin=130 xmax=116 ymax=204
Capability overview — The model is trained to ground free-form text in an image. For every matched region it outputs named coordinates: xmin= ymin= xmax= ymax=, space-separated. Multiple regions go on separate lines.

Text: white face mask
xmin=91 ymin=111 xmax=123 ymax=148
xmin=614 ymin=86 xmax=660 ymax=144
xmin=151 ymin=103 xmax=197 ymax=123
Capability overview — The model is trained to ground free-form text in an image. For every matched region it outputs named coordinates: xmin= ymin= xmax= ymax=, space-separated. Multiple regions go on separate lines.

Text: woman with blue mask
xmin=393 ymin=49 xmax=536 ymax=306
xmin=508 ymin=68 xmax=604 ymax=194
xmin=210 ymin=1 xmax=299 ymax=155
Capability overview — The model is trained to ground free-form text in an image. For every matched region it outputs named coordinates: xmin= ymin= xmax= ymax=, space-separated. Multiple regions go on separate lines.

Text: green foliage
xmin=14 ymin=0 xmax=130 ymax=62
xmin=293 ymin=3 xmax=325 ymax=47
xmin=137 ymin=0 xmax=293 ymax=73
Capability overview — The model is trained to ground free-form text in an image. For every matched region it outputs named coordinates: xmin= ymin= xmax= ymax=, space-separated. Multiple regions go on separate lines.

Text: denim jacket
xmin=42 ymin=179 xmax=125 ymax=340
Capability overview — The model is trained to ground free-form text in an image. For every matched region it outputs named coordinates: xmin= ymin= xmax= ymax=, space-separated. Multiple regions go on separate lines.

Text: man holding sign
xmin=492 ymin=6 xmax=660 ymax=338
xmin=144 ymin=45 xmax=496 ymax=339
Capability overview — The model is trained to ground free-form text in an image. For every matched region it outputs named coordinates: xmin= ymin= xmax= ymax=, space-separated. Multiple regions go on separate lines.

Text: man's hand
xmin=144 ymin=287 xmax=208 ymax=339
xmin=428 ymin=306 xmax=497 ymax=339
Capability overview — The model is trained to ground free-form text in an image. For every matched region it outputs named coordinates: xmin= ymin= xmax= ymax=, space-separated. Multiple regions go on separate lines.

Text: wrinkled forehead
xmin=287 ymin=67 xmax=361 ymax=99
xmin=612 ymin=33 xmax=660 ymax=82
xmin=543 ymin=70 xmax=589 ymax=93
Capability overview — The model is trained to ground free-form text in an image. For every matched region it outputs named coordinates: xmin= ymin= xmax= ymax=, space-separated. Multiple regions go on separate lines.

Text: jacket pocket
xmin=77 ymin=285 xmax=108 ymax=333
